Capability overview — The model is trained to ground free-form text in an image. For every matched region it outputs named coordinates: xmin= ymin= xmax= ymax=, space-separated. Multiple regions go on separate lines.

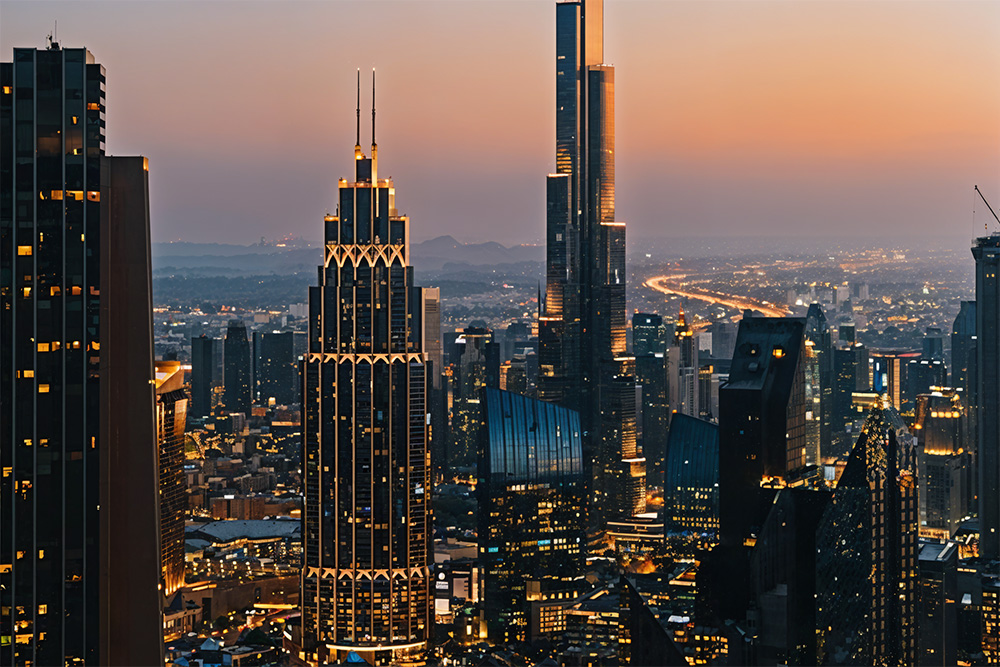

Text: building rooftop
xmin=186 ymin=518 xmax=300 ymax=544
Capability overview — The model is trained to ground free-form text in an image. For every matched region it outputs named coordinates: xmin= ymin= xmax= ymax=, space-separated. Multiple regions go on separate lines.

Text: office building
xmin=156 ymin=361 xmax=188 ymax=597
xmin=915 ymin=389 xmax=970 ymax=539
xmin=871 ymin=349 xmax=920 ymax=410
xmin=718 ymin=317 xmax=809 ymax=548
xmin=917 ymin=540 xmax=958 ymax=666
xmin=635 ymin=353 xmax=668 ymax=484
xmin=253 ymin=330 xmax=305 ymax=406
xmin=479 ymin=387 xmax=585 ymax=645
xmin=190 ymin=334 xmax=221 ymax=418
xmin=951 ymin=300 xmax=976 ymax=393
xmin=815 ymin=398 xmax=918 ymax=665
xmin=708 ymin=320 xmax=737 ymax=361
xmin=662 ymin=414 xmax=719 ymax=534
xmin=907 ymin=357 xmax=947 ymax=411
xmin=300 ymin=81 xmax=431 ymax=664
xmin=804 ymin=303 xmax=832 ymax=460
xmin=633 ymin=312 xmax=667 ymax=357
xmin=1 ymin=45 xmax=162 ymax=665
xmin=537 ymin=0 xmax=645 ymax=531
xmin=423 ymin=287 xmax=443 ymax=388
xmin=973 ymin=234 xmax=1000 ymax=559
xmin=223 ymin=319 xmax=251 ymax=415
xmin=668 ymin=306 xmax=700 ymax=419
xmin=831 ymin=342 xmax=869 ymax=457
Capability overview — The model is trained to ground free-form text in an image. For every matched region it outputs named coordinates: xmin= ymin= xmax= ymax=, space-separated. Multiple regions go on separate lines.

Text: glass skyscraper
xmin=538 ymin=0 xmax=644 ymax=536
xmin=973 ymin=234 xmax=1000 ymax=560
xmin=300 ymin=79 xmax=431 ymax=665
xmin=1 ymin=44 xmax=162 ymax=666
xmin=478 ymin=387 xmax=585 ymax=644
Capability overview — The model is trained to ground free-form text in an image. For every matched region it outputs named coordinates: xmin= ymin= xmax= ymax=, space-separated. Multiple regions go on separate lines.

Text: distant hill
xmin=152 ymin=236 xmax=544 ymax=276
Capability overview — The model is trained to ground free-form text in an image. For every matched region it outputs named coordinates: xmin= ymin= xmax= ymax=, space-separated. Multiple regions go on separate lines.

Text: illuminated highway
xmin=643 ymin=275 xmax=792 ymax=318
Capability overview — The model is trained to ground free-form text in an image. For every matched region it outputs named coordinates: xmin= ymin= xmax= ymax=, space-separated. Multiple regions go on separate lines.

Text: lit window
xmin=37 ymin=343 xmax=49 ymax=352
xmin=37 ymin=550 xmax=44 ymax=560
xmin=2 ymin=86 xmax=11 ymax=94
xmin=21 ymin=287 xmax=31 ymax=298
xmin=87 ymin=102 xmax=100 ymax=111
xmin=37 ymin=605 xmax=47 ymax=615
xmin=67 ymin=190 xmax=84 ymax=201
xmin=87 ymin=191 xmax=100 ymax=202
xmin=50 ymin=190 xmax=63 ymax=200
xmin=49 ymin=286 xmax=60 ymax=297
xmin=38 ymin=385 xmax=49 ymax=393
xmin=17 ymin=246 xmax=31 ymax=256
xmin=70 ymin=286 xmax=81 ymax=295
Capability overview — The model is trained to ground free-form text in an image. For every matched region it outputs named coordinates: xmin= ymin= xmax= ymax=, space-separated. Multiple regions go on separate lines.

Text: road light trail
xmin=644 ymin=275 xmax=792 ymax=318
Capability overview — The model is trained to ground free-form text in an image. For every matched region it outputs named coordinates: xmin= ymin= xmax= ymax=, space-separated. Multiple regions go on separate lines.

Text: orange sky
xmin=2 ymin=0 xmax=999 ymax=247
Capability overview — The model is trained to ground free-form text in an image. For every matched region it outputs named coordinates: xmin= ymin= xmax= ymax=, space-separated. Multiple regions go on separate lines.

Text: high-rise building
xmin=804 ymin=303 xmax=832 ymax=460
xmin=815 ymin=398 xmax=918 ymax=665
xmin=450 ymin=326 xmax=495 ymax=471
xmin=832 ymin=341 xmax=869 ymax=457
xmin=915 ymin=389 xmax=970 ymax=539
xmin=1 ymin=45 xmax=163 ymax=665
xmin=633 ymin=312 xmax=667 ymax=357
xmin=669 ymin=306 xmax=700 ymax=419
xmin=708 ymin=320 xmax=737 ymax=361
xmin=635 ymin=353 xmax=668 ymax=483
xmin=538 ymin=0 xmax=644 ymax=531
xmin=871 ymin=349 xmax=920 ymax=410
xmin=156 ymin=361 xmax=188 ymax=597
xmin=423 ymin=287 xmax=442 ymax=389
xmin=253 ymin=330 xmax=305 ymax=406
xmin=973 ymin=234 xmax=1000 ymax=559
xmin=223 ymin=319 xmax=251 ymax=415
xmin=951 ymin=300 xmax=976 ymax=392
xmin=917 ymin=540 xmax=958 ymax=666
xmin=662 ymin=414 xmax=719 ymax=534
xmin=718 ymin=317 xmax=809 ymax=549
xmin=300 ymin=79 xmax=430 ymax=665
xmin=478 ymin=387 xmax=585 ymax=645
xmin=190 ymin=334 xmax=221 ymax=418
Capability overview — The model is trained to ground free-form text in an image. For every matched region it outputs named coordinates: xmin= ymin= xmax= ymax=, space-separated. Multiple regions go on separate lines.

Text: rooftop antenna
xmin=370 ymin=68 xmax=378 ymax=181
xmin=975 ymin=185 xmax=1000 ymax=232
xmin=355 ymin=69 xmax=361 ymax=152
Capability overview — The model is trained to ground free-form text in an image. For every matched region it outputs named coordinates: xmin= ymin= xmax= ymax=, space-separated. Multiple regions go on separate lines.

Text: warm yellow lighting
xmin=772 ymin=347 xmax=785 ymax=359
xmin=86 ymin=102 xmax=100 ymax=111
xmin=38 ymin=384 xmax=49 ymax=393
xmin=51 ymin=190 xmax=63 ymax=200
xmin=17 ymin=246 xmax=32 ymax=256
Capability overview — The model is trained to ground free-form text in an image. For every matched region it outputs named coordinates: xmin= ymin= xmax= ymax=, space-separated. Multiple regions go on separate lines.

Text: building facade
xmin=478 ymin=387 xmax=585 ymax=645
xmin=300 ymin=86 xmax=431 ymax=664
xmin=1 ymin=45 xmax=162 ymax=666
xmin=224 ymin=319 xmax=251 ymax=415
xmin=156 ymin=361 xmax=188 ymax=597
xmin=973 ymin=234 xmax=1000 ymax=560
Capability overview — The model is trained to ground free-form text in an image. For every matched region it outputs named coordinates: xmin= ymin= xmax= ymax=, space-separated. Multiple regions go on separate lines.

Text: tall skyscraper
xmin=300 ymin=76 xmax=430 ymax=665
xmin=915 ymin=389 xmax=970 ymax=539
xmin=156 ymin=361 xmax=188 ymax=597
xmin=973 ymin=234 xmax=1000 ymax=559
xmin=224 ymin=319 xmax=251 ymax=415
xmin=190 ymin=334 xmax=220 ymax=418
xmin=804 ymin=303 xmax=832 ymax=459
xmin=253 ymin=330 xmax=305 ymax=406
xmin=815 ymin=398 xmax=918 ymax=665
xmin=632 ymin=312 xmax=667 ymax=357
xmin=1 ymin=45 xmax=162 ymax=665
xmin=478 ymin=387 xmax=585 ymax=645
xmin=662 ymin=414 xmax=719 ymax=534
xmin=668 ymin=306 xmax=700 ymax=418
xmin=538 ymin=0 xmax=645 ymax=531
xmin=951 ymin=300 xmax=976 ymax=392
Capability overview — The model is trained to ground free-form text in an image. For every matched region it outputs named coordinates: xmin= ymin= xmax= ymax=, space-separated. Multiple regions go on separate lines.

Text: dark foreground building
xmin=479 ymin=387 xmax=585 ymax=644
xmin=973 ymin=234 xmax=1000 ymax=560
xmin=1 ymin=45 xmax=163 ymax=665
xmin=299 ymin=78 xmax=431 ymax=665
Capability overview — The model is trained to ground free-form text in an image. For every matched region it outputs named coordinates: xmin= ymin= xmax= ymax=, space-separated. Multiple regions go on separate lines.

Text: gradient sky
xmin=3 ymin=0 xmax=999 ymax=247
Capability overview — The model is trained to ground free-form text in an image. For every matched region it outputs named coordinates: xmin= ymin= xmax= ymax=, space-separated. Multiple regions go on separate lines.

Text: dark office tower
xmin=872 ymin=349 xmax=920 ymax=410
xmin=907 ymin=357 xmax=947 ymax=410
xmin=253 ymin=331 xmax=300 ymax=406
xmin=951 ymin=301 xmax=976 ymax=391
xmin=502 ymin=320 xmax=531 ymax=364
xmin=423 ymin=287 xmax=442 ymax=389
xmin=832 ymin=342 xmax=869 ymax=456
xmin=973 ymin=234 xmax=1000 ymax=560
xmin=917 ymin=540 xmax=958 ymax=667
xmin=223 ymin=320 xmax=251 ymax=414
xmin=663 ymin=414 xmax=719 ymax=534
xmin=718 ymin=317 xmax=808 ymax=549
xmin=838 ymin=322 xmax=856 ymax=345
xmin=915 ymin=390 xmax=969 ymax=539
xmin=633 ymin=312 xmax=667 ymax=357
xmin=478 ymin=387 xmax=585 ymax=644
xmin=538 ymin=0 xmax=644 ymax=531
xmin=451 ymin=326 xmax=494 ymax=471
xmin=190 ymin=335 xmax=220 ymax=418
xmin=815 ymin=398 xmax=918 ymax=666
xmin=156 ymin=361 xmax=187 ymax=598
xmin=669 ymin=306 xmax=700 ymax=418
xmin=1 ymin=46 xmax=163 ymax=666
xmin=923 ymin=326 xmax=945 ymax=361
xmin=635 ymin=353 xmax=668 ymax=483
xmin=804 ymin=303 xmax=832 ymax=459
xmin=300 ymin=90 xmax=430 ymax=665
xmin=708 ymin=320 xmax=737 ymax=361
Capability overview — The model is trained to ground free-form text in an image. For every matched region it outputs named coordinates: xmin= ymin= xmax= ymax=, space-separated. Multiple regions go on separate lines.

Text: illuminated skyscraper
xmin=300 ymin=74 xmax=430 ymax=665
xmin=915 ymin=389 xmax=969 ymax=540
xmin=669 ymin=306 xmax=699 ymax=418
xmin=815 ymin=398 xmax=918 ymax=665
xmin=1 ymin=45 xmax=163 ymax=666
xmin=538 ymin=0 xmax=643 ymax=530
xmin=223 ymin=319 xmax=251 ymax=415
xmin=973 ymin=234 xmax=1000 ymax=559
xmin=156 ymin=361 xmax=188 ymax=597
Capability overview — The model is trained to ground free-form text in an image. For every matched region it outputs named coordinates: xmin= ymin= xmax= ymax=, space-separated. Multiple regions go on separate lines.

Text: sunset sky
xmin=3 ymin=0 xmax=999 ymax=247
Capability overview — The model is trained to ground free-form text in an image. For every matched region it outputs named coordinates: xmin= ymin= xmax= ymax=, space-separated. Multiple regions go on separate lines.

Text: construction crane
xmin=975 ymin=185 xmax=1000 ymax=231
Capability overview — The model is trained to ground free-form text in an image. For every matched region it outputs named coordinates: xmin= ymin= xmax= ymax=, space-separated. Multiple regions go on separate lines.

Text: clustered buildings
xmin=3 ymin=2 xmax=1000 ymax=666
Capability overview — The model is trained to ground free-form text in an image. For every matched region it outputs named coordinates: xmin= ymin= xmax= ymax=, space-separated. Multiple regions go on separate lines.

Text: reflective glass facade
xmin=224 ymin=319 xmax=251 ymax=415
xmin=663 ymin=414 xmax=719 ymax=534
xmin=973 ymin=235 xmax=1000 ymax=559
xmin=301 ymin=130 xmax=430 ymax=664
xmin=156 ymin=361 xmax=188 ymax=597
xmin=479 ymin=387 xmax=585 ymax=644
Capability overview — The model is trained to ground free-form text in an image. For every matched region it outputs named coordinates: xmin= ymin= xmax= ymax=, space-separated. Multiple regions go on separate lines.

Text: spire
xmin=354 ymin=69 xmax=362 ymax=160
xmin=371 ymin=68 xmax=378 ymax=182
xmin=678 ymin=304 xmax=686 ymax=327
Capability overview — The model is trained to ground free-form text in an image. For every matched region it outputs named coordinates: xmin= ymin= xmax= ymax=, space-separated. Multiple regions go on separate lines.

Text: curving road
xmin=644 ymin=275 xmax=792 ymax=318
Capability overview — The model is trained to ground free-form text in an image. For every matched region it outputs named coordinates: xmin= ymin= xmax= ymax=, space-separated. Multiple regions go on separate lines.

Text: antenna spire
xmin=371 ymin=68 xmax=377 ymax=148
xmin=355 ymin=69 xmax=361 ymax=150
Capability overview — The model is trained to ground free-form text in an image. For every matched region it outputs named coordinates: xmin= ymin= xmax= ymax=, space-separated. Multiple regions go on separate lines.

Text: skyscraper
xmin=190 ymin=334 xmax=220 ymax=418
xmin=632 ymin=312 xmax=667 ymax=357
xmin=1 ymin=44 xmax=162 ymax=666
xmin=951 ymin=300 xmax=975 ymax=392
xmin=668 ymin=306 xmax=699 ymax=418
xmin=156 ymin=361 xmax=188 ymax=597
xmin=915 ymin=389 xmax=970 ymax=539
xmin=478 ymin=387 xmax=585 ymax=644
xmin=300 ymin=75 xmax=430 ymax=665
xmin=815 ymin=398 xmax=918 ymax=665
xmin=538 ymin=0 xmax=644 ymax=531
xmin=223 ymin=319 xmax=251 ymax=415
xmin=973 ymin=234 xmax=1000 ymax=559
xmin=253 ymin=330 xmax=305 ymax=406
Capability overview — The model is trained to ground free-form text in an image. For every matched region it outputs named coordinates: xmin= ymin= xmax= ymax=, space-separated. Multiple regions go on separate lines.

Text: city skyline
xmin=2 ymin=0 xmax=999 ymax=247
